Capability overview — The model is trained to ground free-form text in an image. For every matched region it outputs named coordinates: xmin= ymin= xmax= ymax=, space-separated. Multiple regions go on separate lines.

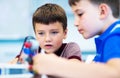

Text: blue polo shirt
xmin=93 ymin=20 xmax=120 ymax=63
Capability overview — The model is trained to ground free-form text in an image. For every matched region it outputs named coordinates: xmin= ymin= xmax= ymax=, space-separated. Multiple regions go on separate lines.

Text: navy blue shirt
xmin=93 ymin=20 xmax=120 ymax=63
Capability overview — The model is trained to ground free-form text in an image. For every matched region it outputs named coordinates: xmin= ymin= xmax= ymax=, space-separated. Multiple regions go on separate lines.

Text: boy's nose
xmin=45 ymin=35 xmax=52 ymax=42
xmin=74 ymin=16 xmax=79 ymax=27
xmin=74 ymin=22 xmax=79 ymax=27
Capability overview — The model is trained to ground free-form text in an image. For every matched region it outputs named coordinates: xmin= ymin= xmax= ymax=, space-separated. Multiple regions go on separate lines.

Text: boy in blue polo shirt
xmin=33 ymin=0 xmax=120 ymax=78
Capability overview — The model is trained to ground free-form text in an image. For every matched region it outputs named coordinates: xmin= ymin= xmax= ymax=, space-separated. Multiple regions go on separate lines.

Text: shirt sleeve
xmin=62 ymin=42 xmax=82 ymax=61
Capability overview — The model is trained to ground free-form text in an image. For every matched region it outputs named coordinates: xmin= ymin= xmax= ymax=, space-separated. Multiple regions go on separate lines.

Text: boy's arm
xmin=63 ymin=58 xmax=120 ymax=78
xmin=33 ymin=54 xmax=120 ymax=78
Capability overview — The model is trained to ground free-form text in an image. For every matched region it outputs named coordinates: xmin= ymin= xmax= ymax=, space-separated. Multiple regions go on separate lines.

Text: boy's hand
xmin=8 ymin=58 xmax=18 ymax=64
xmin=32 ymin=53 xmax=62 ymax=75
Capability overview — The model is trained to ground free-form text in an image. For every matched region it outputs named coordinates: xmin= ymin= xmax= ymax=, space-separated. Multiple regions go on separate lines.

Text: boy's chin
xmin=44 ymin=50 xmax=54 ymax=54
xmin=83 ymin=34 xmax=93 ymax=39
xmin=83 ymin=35 xmax=89 ymax=39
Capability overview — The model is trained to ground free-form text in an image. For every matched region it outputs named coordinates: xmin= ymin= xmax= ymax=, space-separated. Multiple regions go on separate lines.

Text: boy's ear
xmin=99 ymin=3 xmax=109 ymax=19
xmin=64 ymin=29 xmax=68 ymax=39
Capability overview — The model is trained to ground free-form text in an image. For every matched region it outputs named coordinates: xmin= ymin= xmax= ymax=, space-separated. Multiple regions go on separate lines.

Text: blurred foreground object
xmin=0 ymin=63 xmax=33 ymax=78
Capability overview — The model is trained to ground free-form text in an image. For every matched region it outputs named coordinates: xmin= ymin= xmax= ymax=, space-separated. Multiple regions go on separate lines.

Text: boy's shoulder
xmin=101 ymin=22 xmax=120 ymax=43
xmin=67 ymin=42 xmax=79 ymax=46
xmin=64 ymin=42 xmax=80 ymax=49
xmin=110 ymin=24 xmax=120 ymax=35
xmin=104 ymin=24 xmax=120 ymax=42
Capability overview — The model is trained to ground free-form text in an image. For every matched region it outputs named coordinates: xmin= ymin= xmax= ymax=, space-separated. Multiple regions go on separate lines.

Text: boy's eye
xmin=51 ymin=31 xmax=58 ymax=35
xmin=38 ymin=32 xmax=44 ymax=36
xmin=78 ymin=13 xmax=83 ymax=17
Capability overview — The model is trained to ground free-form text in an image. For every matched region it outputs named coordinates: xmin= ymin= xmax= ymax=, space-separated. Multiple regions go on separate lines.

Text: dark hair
xmin=32 ymin=3 xmax=67 ymax=31
xmin=68 ymin=0 xmax=119 ymax=18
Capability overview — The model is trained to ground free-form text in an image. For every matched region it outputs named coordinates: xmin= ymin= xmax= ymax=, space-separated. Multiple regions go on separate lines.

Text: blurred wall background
xmin=0 ymin=0 xmax=96 ymax=63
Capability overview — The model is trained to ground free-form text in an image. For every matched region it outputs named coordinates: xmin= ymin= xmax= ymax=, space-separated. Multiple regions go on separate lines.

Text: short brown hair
xmin=33 ymin=3 xmax=67 ymax=31
xmin=68 ymin=0 xmax=119 ymax=18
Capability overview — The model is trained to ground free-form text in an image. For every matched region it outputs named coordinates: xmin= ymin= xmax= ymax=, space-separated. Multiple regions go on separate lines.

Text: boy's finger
xmin=8 ymin=58 xmax=18 ymax=64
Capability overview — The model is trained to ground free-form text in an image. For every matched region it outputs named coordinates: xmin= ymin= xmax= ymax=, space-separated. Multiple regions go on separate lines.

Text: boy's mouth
xmin=78 ymin=29 xmax=84 ymax=34
xmin=45 ymin=44 xmax=53 ymax=49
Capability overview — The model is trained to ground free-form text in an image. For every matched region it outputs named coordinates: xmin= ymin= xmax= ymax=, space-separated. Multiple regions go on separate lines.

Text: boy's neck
xmin=101 ymin=18 xmax=118 ymax=33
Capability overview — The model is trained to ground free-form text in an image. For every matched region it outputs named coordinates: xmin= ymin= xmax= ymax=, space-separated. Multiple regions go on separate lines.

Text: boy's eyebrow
xmin=36 ymin=29 xmax=42 ymax=31
xmin=75 ymin=9 xmax=82 ymax=13
xmin=51 ymin=28 xmax=59 ymax=30
xmin=50 ymin=29 xmax=59 ymax=31
xmin=36 ymin=30 xmax=44 ymax=32
xmin=36 ymin=29 xmax=59 ymax=31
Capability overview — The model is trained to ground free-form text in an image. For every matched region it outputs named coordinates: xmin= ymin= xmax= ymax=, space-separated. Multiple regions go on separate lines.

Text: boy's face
xmin=70 ymin=0 xmax=103 ymax=39
xmin=35 ymin=22 xmax=67 ymax=53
